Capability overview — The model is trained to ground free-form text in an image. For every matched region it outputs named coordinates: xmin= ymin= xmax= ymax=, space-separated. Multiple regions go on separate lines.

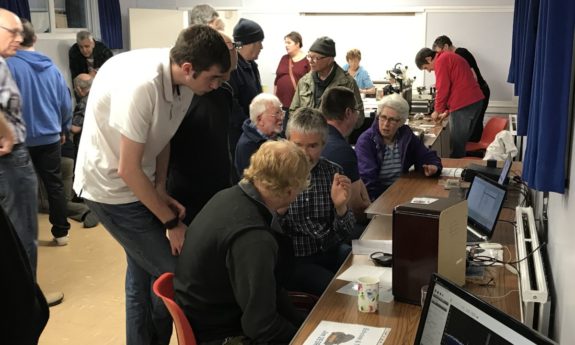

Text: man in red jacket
xmin=415 ymin=48 xmax=484 ymax=158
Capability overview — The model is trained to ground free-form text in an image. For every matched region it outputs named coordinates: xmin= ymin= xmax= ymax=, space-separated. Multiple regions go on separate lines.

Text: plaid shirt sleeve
xmin=280 ymin=159 xmax=355 ymax=256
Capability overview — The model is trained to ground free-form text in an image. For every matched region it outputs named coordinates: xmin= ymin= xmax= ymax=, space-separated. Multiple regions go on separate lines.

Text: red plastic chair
xmin=152 ymin=273 xmax=197 ymax=345
xmin=465 ymin=117 xmax=509 ymax=154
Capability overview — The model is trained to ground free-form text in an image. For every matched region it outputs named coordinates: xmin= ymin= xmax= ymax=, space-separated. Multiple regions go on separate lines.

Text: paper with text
xmin=303 ymin=321 xmax=390 ymax=345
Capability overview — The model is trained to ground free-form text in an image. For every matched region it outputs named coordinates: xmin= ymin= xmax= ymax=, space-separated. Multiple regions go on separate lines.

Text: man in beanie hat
xmin=290 ymin=36 xmax=364 ymax=133
xmin=229 ymin=18 xmax=265 ymax=165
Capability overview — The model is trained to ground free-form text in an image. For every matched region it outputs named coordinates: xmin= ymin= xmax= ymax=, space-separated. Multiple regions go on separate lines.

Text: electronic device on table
xmin=414 ymin=273 xmax=557 ymax=345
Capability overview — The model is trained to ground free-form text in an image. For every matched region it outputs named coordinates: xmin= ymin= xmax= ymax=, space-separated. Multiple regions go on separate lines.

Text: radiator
xmin=515 ymin=206 xmax=551 ymax=336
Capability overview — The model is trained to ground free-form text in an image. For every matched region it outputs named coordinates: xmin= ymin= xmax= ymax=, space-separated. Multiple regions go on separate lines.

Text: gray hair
xmin=73 ymin=74 xmax=93 ymax=90
xmin=189 ymin=4 xmax=219 ymax=25
xmin=76 ymin=30 xmax=93 ymax=43
xmin=249 ymin=93 xmax=282 ymax=123
xmin=286 ymin=107 xmax=328 ymax=144
xmin=378 ymin=93 xmax=409 ymax=122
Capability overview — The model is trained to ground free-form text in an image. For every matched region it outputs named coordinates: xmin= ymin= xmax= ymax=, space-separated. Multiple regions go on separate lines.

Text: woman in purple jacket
xmin=355 ymin=94 xmax=442 ymax=201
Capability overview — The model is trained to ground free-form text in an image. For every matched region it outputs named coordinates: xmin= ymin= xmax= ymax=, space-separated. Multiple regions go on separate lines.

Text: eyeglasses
xmin=378 ymin=115 xmax=402 ymax=124
xmin=225 ymin=41 xmax=242 ymax=51
xmin=264 ymin=109 xmax=285 ymax=119
xmin=306 ymin=54 xmax=329 ymax=63
xmin=0 ymin=25 xmax=23 ymax=38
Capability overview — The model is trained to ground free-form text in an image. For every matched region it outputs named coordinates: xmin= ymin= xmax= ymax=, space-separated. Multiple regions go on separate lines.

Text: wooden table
xmin=290 ymin=159 xmax=522 ymax=345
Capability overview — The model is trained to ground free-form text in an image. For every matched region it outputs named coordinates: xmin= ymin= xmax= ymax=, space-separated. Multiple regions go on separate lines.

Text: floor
xmin=37 ymin=213 xmax=178 ymax=345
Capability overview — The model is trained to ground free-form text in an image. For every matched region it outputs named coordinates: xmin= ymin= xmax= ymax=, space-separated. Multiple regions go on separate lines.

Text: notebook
xmin=414 ymin=274 xmax=556 ymax=345
xmin=466 ymin=174 xmax=507 ymax=243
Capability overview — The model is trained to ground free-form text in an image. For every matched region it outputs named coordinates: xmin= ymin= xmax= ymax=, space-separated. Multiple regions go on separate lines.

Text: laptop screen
xmin=414 ymin=274 xmax=556 ymax=345
xmin=467 ymin=175 xmax=507 ymax=238
xmin=498 ymin=154 xmax=512 ymax=185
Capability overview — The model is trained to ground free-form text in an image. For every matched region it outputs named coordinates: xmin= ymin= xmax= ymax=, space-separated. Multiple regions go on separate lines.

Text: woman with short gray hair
xmin=355 ymin=94 xmax=442 ymax=200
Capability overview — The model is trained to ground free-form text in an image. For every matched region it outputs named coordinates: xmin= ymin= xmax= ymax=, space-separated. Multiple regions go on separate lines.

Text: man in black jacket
xmin=68 ymin=30 xmax=113 ymax=81
xmin=175 ymin=140 xmax=310 ymax=344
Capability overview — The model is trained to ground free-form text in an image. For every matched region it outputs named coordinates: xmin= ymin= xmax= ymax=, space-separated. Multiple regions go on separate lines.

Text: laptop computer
xmin=414 ymin=274 xmax=556 ymax=345
xmin=466 ymin=174 xmax=507 ymax=243
xmin=498 ymin=153 xmax=513 ymax=186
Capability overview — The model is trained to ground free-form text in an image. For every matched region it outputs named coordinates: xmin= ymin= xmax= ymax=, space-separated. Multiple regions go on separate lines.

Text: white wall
xmin=35 ymin=33 xmax=77 ymax=88
xmin=548 ymin=132 xmax=575 ymax=343
xmin=129 ymin=8 xmax=188 ymax=49
xmin=124 ymin=1 xmax=514 ymax=105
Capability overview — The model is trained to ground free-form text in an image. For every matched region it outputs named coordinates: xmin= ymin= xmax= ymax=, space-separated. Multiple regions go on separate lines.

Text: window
xmin=30 ymin=0 xmax=92 ymax=33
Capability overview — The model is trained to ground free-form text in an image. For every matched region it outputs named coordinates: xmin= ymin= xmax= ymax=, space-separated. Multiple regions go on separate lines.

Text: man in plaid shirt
xmin=281 ymin=107 xmax=354 ymax=296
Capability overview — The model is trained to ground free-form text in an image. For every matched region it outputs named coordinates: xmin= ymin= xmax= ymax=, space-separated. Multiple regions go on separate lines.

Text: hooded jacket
xmin=7 ymin=50 xmax=71 ymax=147
xmin=234 ymin=118 xmax=269 ymax=178
xmin=355 ymin=120 xmax=442 ymax=201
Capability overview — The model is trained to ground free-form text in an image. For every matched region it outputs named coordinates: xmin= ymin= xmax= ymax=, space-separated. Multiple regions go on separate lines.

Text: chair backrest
xmin=480 ymin=116 xmax=509 ymax=146
xmin=152 ymin=273 xmax=198 ymax=345
xmin=288 ymin=291 xmax=319 ymax=314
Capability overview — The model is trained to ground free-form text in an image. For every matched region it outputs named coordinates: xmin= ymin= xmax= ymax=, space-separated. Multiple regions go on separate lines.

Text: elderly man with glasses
xmin=290 ymin=36 xmax=364 ymax=130
xmin=355 ymin=94 xmax=442 ymax=201
xmin=234 ymin=93 xmax=284 ymax=178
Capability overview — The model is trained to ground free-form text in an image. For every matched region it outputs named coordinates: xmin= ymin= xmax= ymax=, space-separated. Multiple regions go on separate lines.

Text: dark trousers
xmin=287 ymin=243 xmax=351 ymax=296
xmin=29 ymin=141 xmax=70 ymax=238
xmin=469 ymin=84 xmax=491 ymax=142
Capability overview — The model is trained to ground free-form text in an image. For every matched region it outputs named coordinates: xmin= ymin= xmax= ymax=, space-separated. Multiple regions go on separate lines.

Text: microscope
xmin=411 ymin=85 xmax=435 ymax=115
xmin=384 ymin=63 xmax=413 ymax=108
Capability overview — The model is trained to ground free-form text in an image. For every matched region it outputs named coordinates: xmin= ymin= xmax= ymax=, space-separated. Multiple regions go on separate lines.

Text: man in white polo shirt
xmin=73 ymin=25 xmax=230 ymax=345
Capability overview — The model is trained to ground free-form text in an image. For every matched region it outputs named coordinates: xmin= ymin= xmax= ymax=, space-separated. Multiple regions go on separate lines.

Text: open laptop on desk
xmin=414 ymin=274 xmax=556 ymax=345
xmin=466 ymin=174 xmax=507 ymax=244
xmin=498 ymin=153 xmax=513 ymax=186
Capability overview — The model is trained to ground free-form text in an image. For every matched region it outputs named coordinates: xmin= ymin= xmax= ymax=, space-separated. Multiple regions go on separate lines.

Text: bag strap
xmin=288 ymin=58 xmax=297 ymax=89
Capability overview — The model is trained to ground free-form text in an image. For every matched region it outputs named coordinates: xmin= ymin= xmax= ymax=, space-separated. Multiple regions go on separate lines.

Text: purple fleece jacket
xmin=355 ymin=121 xmax=442 ymax=201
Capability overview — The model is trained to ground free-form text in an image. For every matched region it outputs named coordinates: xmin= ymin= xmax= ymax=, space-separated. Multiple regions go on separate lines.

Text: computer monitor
xmin=414 ymin=274 xmax=556 ymax=345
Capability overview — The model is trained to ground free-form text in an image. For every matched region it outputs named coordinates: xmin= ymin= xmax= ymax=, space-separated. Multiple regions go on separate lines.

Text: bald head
xmin=74 ymin=73 xmax=94 ymax=97
xmin=0 ymin=9 xmax=23 ymax=58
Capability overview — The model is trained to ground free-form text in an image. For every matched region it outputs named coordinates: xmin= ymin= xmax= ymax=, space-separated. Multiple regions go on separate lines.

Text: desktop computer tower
xmin=392 ymin=197 xmax=467 ymax=305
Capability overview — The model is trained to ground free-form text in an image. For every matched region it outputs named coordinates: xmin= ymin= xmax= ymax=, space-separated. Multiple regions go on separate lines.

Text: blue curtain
xmin=508 ymin=0 xmax=575 ymax=193
xmin=98 ymin=0 xmax=123 ymax=49
xmin=0 ymin=0 xmax=31 ymax=21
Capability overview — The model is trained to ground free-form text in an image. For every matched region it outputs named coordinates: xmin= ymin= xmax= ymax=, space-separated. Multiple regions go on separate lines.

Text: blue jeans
xmin=86 ymin=200 xmax=175 ymax=345
xmin=448 ymin=100 xmax=484 ymax=158
xmin=0 ymin=144 xmax=39 ymax=278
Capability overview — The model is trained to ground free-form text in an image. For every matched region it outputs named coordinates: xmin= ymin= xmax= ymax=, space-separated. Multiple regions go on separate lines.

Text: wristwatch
xmin=163 ymin=216 xmax=180 ymax=230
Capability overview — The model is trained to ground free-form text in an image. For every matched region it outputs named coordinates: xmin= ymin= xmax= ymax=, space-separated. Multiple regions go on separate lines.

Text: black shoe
xmin=83 ymin=211 xmax=99 ymax=228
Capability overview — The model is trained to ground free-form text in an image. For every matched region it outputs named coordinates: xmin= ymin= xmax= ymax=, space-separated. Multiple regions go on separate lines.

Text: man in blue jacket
xmin=7 ymin=19 xmax=72 ymax=245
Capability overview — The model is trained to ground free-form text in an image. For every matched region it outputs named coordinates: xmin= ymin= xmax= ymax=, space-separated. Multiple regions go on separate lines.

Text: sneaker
xmin=82 ymin=211 xmax=99 ymax=228
xmin=45 ymin=291 xmax=64 ymax=307
xmin=54 ymin=235 xmax=69 ymax=246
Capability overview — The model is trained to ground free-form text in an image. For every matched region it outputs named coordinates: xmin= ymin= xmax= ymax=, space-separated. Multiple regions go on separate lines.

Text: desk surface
xmin=291 ymin=159 xmax=522 ymax=345
xmin=365 ymin=158 xmax=466 ymax=217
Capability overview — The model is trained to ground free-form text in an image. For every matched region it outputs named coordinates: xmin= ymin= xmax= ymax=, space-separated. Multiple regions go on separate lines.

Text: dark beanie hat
xmin=309 ymin=36 xmax=336 ymax=57
xmin=233 ymin=18 xmax=264 ymax=45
